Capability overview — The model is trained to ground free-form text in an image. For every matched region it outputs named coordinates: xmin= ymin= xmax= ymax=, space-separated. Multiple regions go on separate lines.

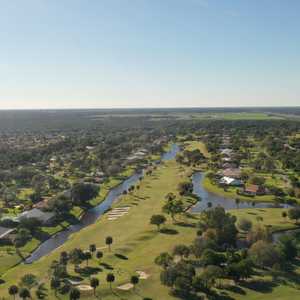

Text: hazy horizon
xmin=1 ymin=0 xmax=299 ymax=109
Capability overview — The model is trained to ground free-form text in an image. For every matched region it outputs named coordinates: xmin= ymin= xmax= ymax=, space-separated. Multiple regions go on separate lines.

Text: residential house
xmin=220 ymin=148 xmax=233 ymax=157
xmin=222 ymin=168 xmax=242 ymax=179
xmin=219 ymin=176 xmax=243 ymax=186
xmin=242 ymin=184 xmax=266 ymax=196
xmin=0 ymin=227 xmax=16 ymax=241
xmin=17 ymin=208 xmax=55 ymax=225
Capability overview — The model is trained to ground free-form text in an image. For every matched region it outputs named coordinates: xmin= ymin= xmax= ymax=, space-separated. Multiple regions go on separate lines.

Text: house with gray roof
xmin=17 ymin=208 xmax=55 ymax=225
xmin=0 ymin=227 xmax=16 ymax=240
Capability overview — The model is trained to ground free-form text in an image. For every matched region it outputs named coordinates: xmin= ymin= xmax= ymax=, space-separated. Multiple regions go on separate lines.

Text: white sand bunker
xmin=78 ymin=285 xmax=93 ymax=291
xmin=117 ymin=283 xmax=134 ymax=290
xmin=136 ymin=270 xmax=150 ymax=279
xmin=107 ymin=206 xmax=131 ymax=220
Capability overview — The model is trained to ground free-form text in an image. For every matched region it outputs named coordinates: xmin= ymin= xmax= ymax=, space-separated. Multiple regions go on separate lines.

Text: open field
xmin=231 ymin=208 xmax=299 ymax=233
xmin=183 ymin=140 xmax=211 ymax=158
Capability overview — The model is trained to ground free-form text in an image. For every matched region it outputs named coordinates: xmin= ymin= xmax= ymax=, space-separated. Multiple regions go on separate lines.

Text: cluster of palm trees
xmin=7 ymin=234 xmax=142 ymax=299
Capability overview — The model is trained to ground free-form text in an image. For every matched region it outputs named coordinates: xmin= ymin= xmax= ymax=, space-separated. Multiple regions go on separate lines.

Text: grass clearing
xmin=184 ymin=140 xmax=211 ymax=158
xmin=231 ymin=208 xmax=298 ymax=233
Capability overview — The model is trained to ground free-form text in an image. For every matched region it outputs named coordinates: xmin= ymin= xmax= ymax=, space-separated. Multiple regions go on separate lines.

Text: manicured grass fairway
xmin=0 ymin=160 xmax=199 ymax=299
xmin=231 ymin=208 xmax=298 ymax=233
xmin=184 ymin=140 xmax=211 ymax=158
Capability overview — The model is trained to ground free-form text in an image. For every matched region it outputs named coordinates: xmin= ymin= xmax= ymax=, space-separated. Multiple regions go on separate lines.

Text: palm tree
xmin=69 ymin=288 xmax=80 ymax=300
xmin=60 ymin=251 xmax=69 ymax=265
xmin=19 ymin=288 xmax=31 ymax=300
xmin=8 ymin=285 xmax=18 ymax=300
xmin=90 ymin=277 xmax=99 ymax=296
xmin=105 ymin=236 xmax=113 ymax=252
xmin=84 ymin=251 xmax=92 ymax=266
xmin=130 ymin=275 xmax=139 ymax=290
xmin=50 ymin=277 xmax=61 ymax=296
xmin=282 ymin=211 xmax=287 ymax=221
xmin=89 ymin=244 xmax=96 ymax=256
xmin=96 ymin=250 xmax=103 ymax=263
xmin=106 ymin=273 xmax=115 ymax=290
xmin=235 ymin=198 xmax=240 ymax=209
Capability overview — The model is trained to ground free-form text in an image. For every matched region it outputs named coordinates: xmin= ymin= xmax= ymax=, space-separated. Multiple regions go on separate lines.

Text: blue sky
xmin=0 ymin=0 xmax=299 ymax=108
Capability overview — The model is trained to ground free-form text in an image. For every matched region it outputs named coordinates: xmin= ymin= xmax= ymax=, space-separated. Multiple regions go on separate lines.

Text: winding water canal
xmin=26 ymin=144 xmax=293 ymax=263
xmin=25 ymin=144 xmax=180 ymax=263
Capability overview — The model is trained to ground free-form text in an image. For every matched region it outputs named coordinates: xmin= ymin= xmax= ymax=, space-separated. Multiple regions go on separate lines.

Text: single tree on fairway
xmin=90 ymin=277 xmax=99 ymax=295
xmin=60 ymin=251 xmax=69 ymax=265
xmin=69 ymin=288 xmax=80 ymax=300
xmin=8 ymin=285 xmax=18 ymax=300
xmin=89 ymin=244 xmax=96 ymax=256
xmin=50 ymin=277 xmax=61 ymax=296
xmin=20 ymin=273 xmax=38 ymax=290
xmin=106 ymin=236 xmax=113 ymax=252
xmin=154 ymin=252 xmax=173 ymax=269
xmin=84 ymin=251 xmax=92 ymax=266
xmin=130 ymin=275 xmax=139 ymax=290
xmin=150 ymin=214 xmax=166 ymax=231
xmin=288 ymin=208 xmax=300 ymax=223
xmin=173 ymin=244 xmax=190 ymax=259
xmin=19 ymin=288 xmax=31 ymax=300
xmin=282 ymin=211 xmax=287 ymax=220
xmin=106 ymin=273 xmax=115 ymax=290
xmin=69 ymin=248 xmax=84 ymax=271
xmin=96 ymin=250 xmax=103 ymax=262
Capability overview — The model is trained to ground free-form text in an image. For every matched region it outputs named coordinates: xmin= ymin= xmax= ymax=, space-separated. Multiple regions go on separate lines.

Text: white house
xmin=219 ymin=176 xmax=243 ymax=186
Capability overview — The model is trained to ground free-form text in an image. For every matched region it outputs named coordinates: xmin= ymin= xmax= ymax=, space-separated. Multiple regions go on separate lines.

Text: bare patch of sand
xmin=136 ymin=270 xmax=150 ymax=279
xmin=78 ymin=285 xmax=93 ymax=291
xmin=117 ymin=283 xmax=134 ymax=290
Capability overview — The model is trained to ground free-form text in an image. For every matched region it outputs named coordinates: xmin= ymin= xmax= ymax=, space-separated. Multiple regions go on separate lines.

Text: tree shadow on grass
xmin=221 ymin=285 xmax=246 ymax=295
xmin=160 ymin=228 xmax=178 ymax=235
xmin=239 ymin=280 xmax=276 ymax=293
xmin=33 ymin=230 xmax=51 ymax=242
xmin=77 ymin=266 xmax=102 ymax=277
xmin=175 ymin=221 xmax=196 ymax=228
xmin=99 ymin=262 xmax=114 ymax=270
xmin=115 ymin=253 xmax=129 ymax=260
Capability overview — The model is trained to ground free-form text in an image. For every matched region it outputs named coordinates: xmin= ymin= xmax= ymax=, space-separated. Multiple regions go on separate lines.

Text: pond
xmin=190 ymin=172 xmax=290 ymax=212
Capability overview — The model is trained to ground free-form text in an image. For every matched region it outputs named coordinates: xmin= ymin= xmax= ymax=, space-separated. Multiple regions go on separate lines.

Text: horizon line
xmin=0 ymin=105 xmax=299 ymax=111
